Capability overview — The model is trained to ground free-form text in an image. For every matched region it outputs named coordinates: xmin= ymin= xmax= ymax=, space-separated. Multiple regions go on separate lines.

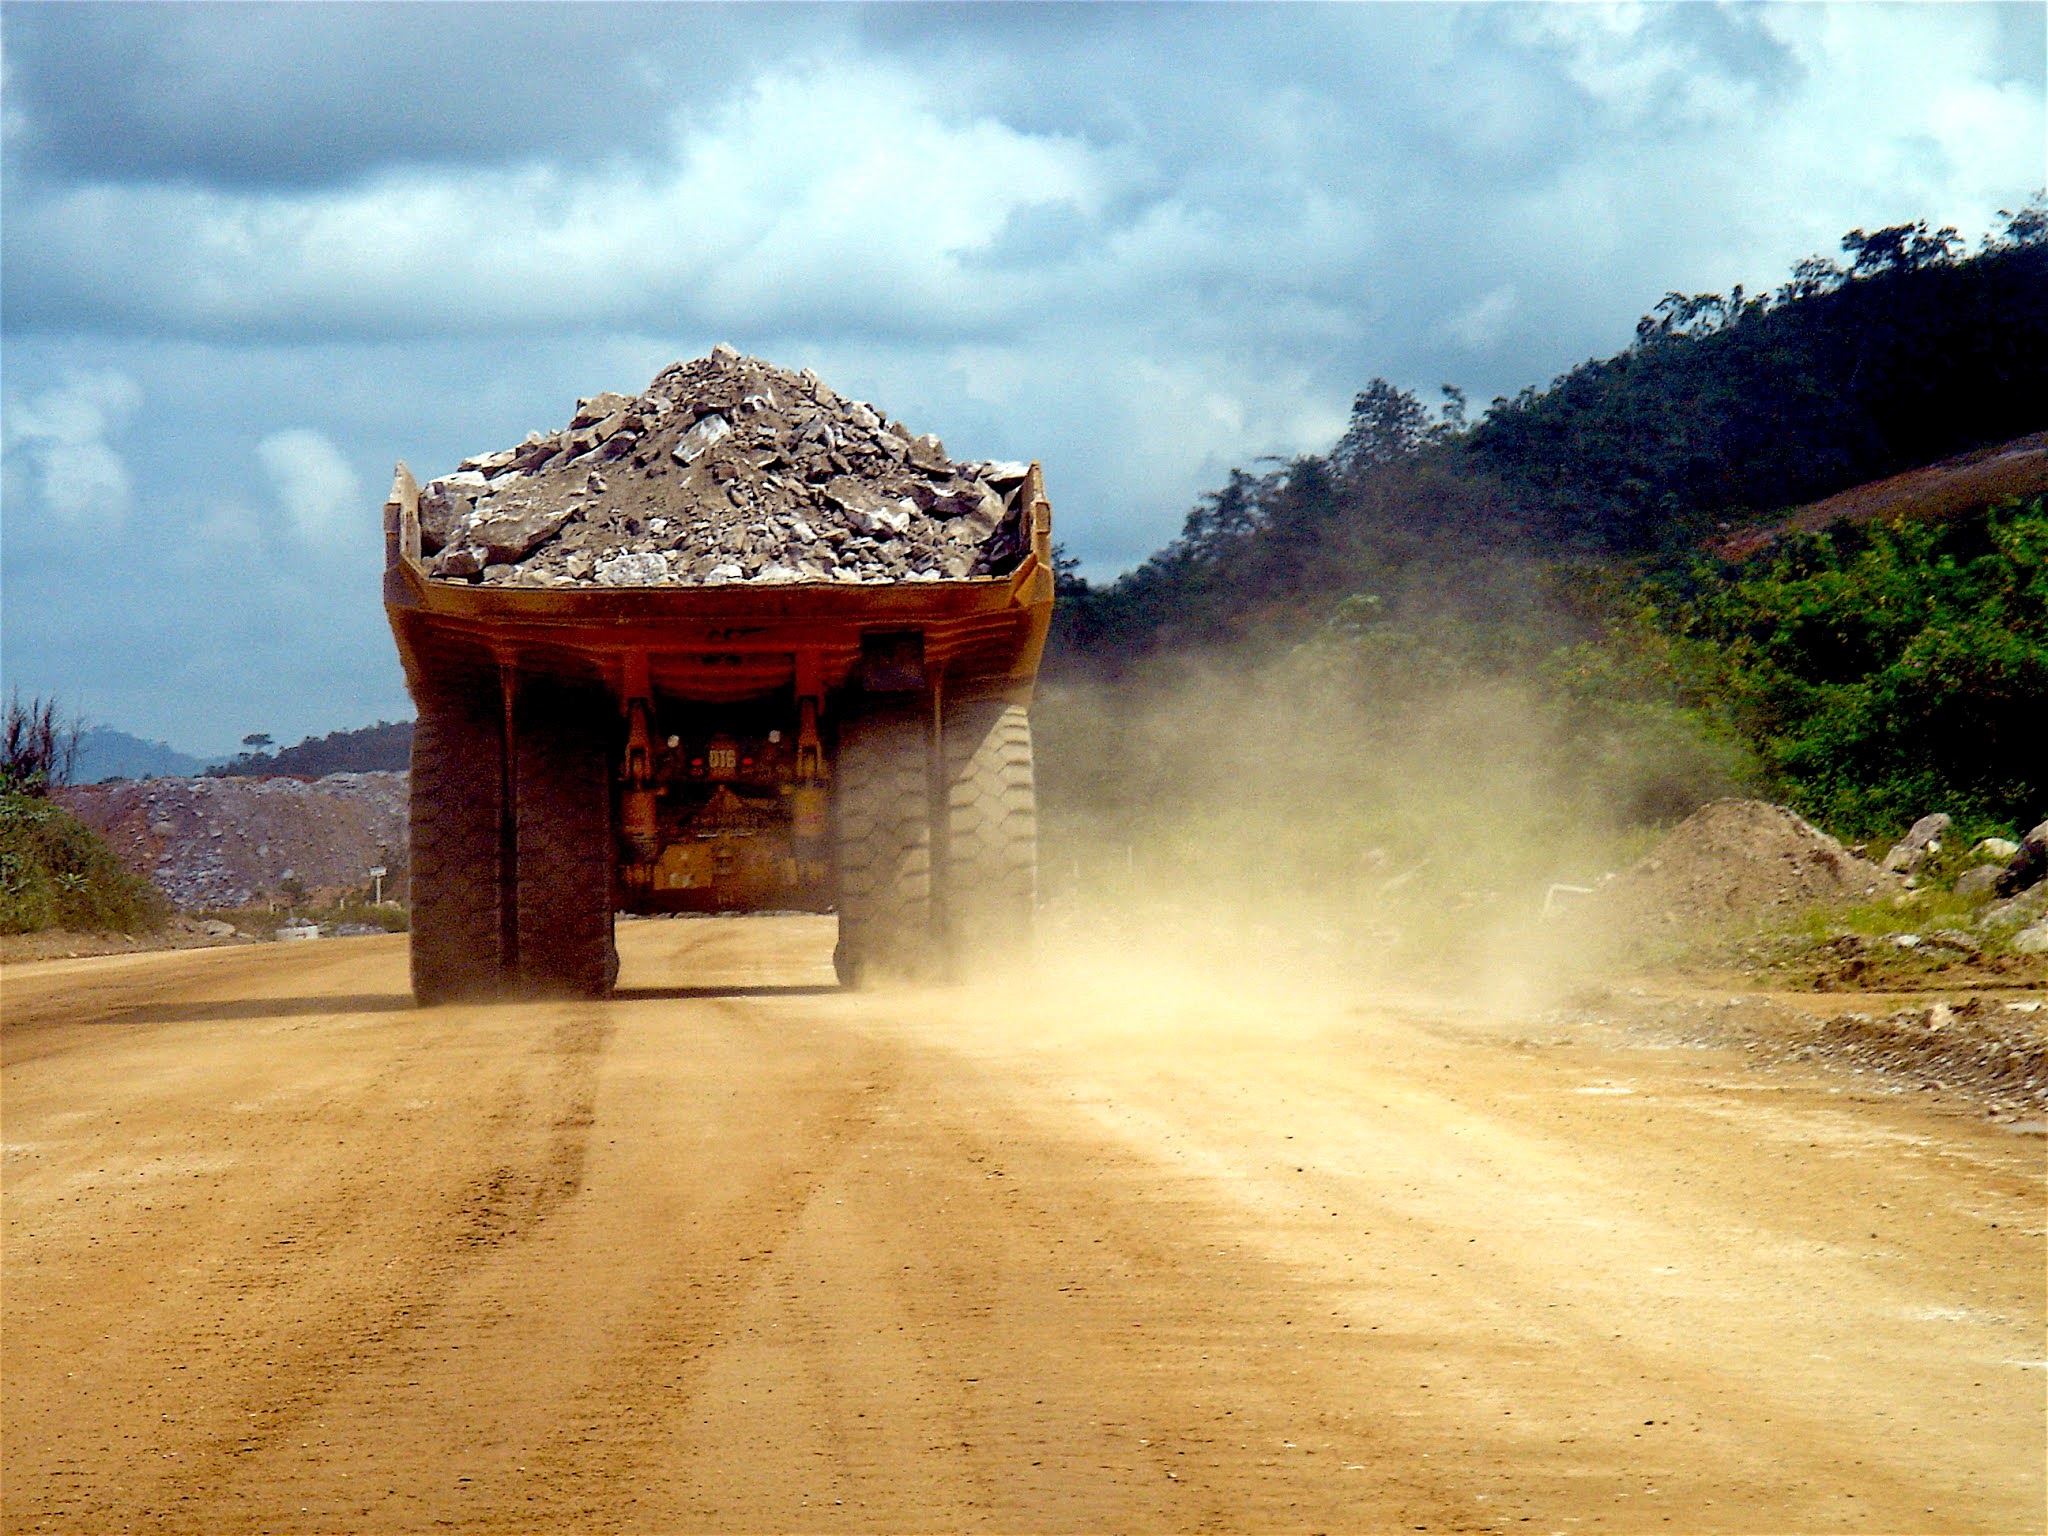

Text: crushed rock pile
xmin=1587 ymin=799 xmax=1897 ymax=936
xmin=1789 ymin=1000 xmax=2048 ymax=1113
xmin=58 ymin=773 xmax=407 ymax=909
xmin=1553 ymin=989 xmax=2046 ymax=1116
xmin=417 ymin=346 xmax=1033 ymax=588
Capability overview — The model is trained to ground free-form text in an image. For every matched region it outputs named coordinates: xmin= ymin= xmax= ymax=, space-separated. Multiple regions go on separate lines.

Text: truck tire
xmin=409 ymin=677 xmax=509 ymax=1005
xmin=512 ymin=675 xmax=619 ymax=998
xmin=833 ymin=706 xmax=934 ymax=987
xmin=939 ymin=700 xmax=1037 ymax=978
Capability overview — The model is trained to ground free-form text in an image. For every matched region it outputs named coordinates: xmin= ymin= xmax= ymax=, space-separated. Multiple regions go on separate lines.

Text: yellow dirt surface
xmin=4 ymin=918 xmax=2042 ymax=1533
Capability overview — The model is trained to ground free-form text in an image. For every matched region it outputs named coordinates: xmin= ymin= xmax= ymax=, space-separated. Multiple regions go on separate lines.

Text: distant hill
xmin=209 ymin=721 xmax=414 ymax=778
xmin=73 ymin=728 xmax=209 ymax=784
xmin=1054 ymin=206 xmax=2048 ymax=663
xmin=1464 ymin=219 xmax=2048 ymax=553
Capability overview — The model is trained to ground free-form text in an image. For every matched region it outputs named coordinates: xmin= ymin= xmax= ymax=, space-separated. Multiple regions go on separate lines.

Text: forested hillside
xmin=1048 ymin=203 xmax=2047 ymax=849
xmin=208 ymin=721 xmax=413 ymax=778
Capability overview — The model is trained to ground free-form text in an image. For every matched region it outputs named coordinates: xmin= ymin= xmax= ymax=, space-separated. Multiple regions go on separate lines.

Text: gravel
xmin=417 ymin=347 xmax=1033 ymax=588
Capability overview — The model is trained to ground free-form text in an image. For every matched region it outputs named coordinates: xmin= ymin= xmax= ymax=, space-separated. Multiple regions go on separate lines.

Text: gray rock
xmin=571 ymin=392 xmax=633 ymax=429
xmin=471 ymin=504 xmax=574 ymax=565
xmin=416 ymin=480 xmax=476 ymax=555
xmin=416 ymin=350 xmax=1032 ymax=590
xmin=2013 ymin=917 xmax=2048 ymax=954
xmin=458 ymin=448 xmax=518 ymax=475
xmin=1979 ymin=886 xmax=2048 ymax=930
xmin=822 ymin=475 xmax=890 ymax=517
xmin=673 ymin=412 xmax=732 ymax=464
xmin=1882 ymin=813 xmax=1952 ymax=874
xmin=595 ymin=552 xmax=669 ymax=586
xmin=1955 ymin=865 xmax=2003 ymax=900
xmin=432 ymin=544 xmax=485 ymax=580
xmin=1995 ymin=820 xmax=2048 ymax=897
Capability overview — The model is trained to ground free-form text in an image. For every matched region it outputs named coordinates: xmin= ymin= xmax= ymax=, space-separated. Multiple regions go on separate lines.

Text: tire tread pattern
xmin=834 ymin=707 xmax=933 ymax=986
xmin=513 ymin=676 xmax=618 ymax=998
xmin=409 ymin=676 xmax=507 ymax=1004
xmin=940 ymin=701 xmax=1036 ymax=977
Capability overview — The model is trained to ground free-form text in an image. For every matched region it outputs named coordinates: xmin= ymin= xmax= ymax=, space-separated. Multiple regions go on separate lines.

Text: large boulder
xmin=1881 ymin=812 xmax=1951 ymax=875
xmin=1994 ymin=819 xmax=2048 ymax=897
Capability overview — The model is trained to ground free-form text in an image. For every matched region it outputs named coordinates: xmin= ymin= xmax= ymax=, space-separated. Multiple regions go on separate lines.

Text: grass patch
xmin=0 ymin=792 xmax=167 ymax=935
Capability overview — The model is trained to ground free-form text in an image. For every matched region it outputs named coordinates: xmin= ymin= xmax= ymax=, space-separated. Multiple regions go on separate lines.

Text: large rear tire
xmin=409 ymin=673 xmax=509 ymax=1005
xmin=939 ymin=700 xmax=1036 ymax=979
xmin=833 ymin=706 xmax=934 ymax=987
xmin=512 ymin=675 xmax=619 ymax=998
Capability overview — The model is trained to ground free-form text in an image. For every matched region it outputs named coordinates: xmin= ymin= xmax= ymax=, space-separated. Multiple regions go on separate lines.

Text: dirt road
xmin=4 ymin=918 xmax=2042 ymax=1533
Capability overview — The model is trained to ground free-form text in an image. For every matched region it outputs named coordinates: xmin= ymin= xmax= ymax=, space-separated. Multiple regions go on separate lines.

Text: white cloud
xmin=0 ymin=369 xmax=142 ymax=531
xmin=256 ymin=428 xmax=361 ymax=550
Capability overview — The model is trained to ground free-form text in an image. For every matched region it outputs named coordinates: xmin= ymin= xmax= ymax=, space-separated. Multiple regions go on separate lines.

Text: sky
xmin=2 ymin=2 xmax=2043 ymax=757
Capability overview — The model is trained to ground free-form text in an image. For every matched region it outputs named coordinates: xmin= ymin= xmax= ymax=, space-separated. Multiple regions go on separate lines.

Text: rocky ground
xmin=1562 ymin=798 xmax=2048 ymax=968
xmin=56 ymin=772 xmax=407 ymax=910
xmin=418 ymin=348 xmax=1034 ymax=589
xmin=1548 ymin=982 xmax=2047 ymax=1121
xmin=1536 ymin=799 xmax=2048 ymax=1121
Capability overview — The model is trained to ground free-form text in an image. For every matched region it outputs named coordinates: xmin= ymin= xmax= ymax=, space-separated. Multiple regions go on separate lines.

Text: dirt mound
xmin=57 ymin=773 xmax=407 ymax=909
xmin=1591 ymin=798 xmax=1896 ymax=936
xmin=415 ymin=347 xmax=1032 ymax=589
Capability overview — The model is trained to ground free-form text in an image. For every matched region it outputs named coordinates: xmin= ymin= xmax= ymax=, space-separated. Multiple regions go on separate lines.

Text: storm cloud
xmin=2 ymin=2 xmax=2041 ymax=753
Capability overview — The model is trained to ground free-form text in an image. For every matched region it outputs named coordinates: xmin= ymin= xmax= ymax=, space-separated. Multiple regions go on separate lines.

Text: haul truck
xmin=382 ymin=463 xmax=1054 ymax=1002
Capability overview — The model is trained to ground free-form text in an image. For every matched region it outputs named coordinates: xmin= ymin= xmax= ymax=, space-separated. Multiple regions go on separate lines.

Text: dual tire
xmin=833 ymin=698 xmax=1036 ymax=987
xmin=409 ymin=669 xmax=617 ymax=1004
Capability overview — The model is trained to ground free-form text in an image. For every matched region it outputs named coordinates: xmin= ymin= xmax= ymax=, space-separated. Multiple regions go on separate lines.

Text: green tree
xmin=1656 ymin=500 xmax=2047 ymax=839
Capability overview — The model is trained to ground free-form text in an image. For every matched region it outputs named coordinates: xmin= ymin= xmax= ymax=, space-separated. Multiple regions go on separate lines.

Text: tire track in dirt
xmin=6 ymin=919 xmax=2042 ymax=1533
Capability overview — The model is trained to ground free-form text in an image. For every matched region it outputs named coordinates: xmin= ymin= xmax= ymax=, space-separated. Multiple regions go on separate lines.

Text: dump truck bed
xmin=383 ymin=462 xmax=1056 ymax=704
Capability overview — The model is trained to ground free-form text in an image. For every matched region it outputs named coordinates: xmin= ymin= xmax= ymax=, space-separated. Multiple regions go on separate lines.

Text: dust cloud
xmin=1027 ymin=631 xmax=1744 ymax=1014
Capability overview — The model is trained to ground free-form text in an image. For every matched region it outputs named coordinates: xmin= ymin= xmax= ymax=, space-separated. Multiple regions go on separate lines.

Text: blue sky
xmin=2 ymin=1 xmax=2042 ymax=755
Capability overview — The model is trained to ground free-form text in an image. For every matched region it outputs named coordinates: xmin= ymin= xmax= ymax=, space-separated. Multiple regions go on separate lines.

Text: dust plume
xmin=1027 ymin=617 xmax=1750 ymax=1011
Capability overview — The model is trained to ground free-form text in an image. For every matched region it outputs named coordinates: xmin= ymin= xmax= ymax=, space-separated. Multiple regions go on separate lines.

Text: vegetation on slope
xmin=0 ymin=794 xmax=169 ymax=935
xmin=1049 ymin=205 xmax=2048 ymax=857
xmin=1 ymin=695 xmax=165 ymax=934
xmin=208 ymin=720 xmax=414 ymax=778
xmin=1651 ymin=499 xmax=2047 ymax=842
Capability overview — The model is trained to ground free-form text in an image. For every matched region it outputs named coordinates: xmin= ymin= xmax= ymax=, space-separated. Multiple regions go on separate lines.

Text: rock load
xmin=416 ymin=346 xmax=1033 ymax=588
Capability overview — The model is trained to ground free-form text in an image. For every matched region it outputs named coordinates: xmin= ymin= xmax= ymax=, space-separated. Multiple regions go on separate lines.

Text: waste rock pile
xmin=416 ymin=346 xmax=1033 ymax=588
xmin=58 ymin=772 xmax=408 ymax=910
xmin=1578 ymin=798 xmax=1897 ymax=938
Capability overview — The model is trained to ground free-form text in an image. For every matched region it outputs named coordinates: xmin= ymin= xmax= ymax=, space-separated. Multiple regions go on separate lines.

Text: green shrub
xmin=0 ymin=793 xmax=167 ymax=935
xmin=1656 ymin=498 xmax=2047 ymax=842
